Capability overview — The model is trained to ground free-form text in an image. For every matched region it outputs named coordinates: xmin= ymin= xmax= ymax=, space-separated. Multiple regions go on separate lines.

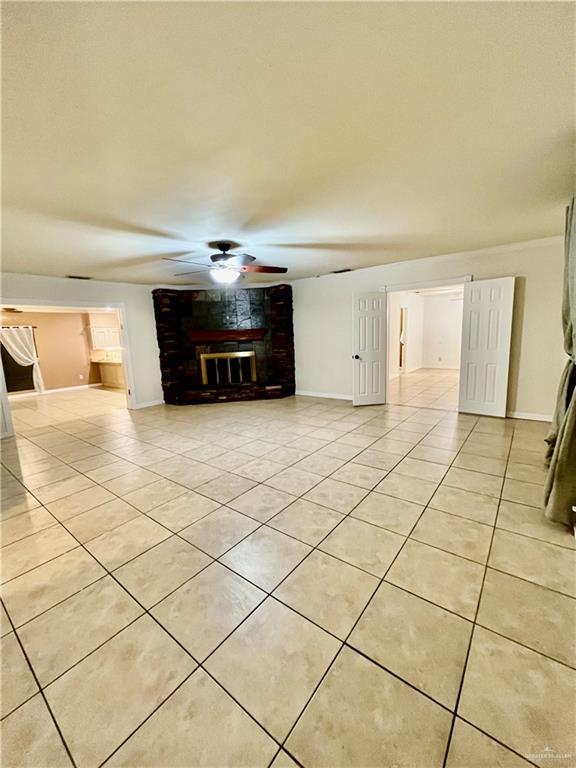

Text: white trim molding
xmin=132 ymin=399 xmax=165 ymax=410
xmin=380 ymin=275 xmax=472 ymax=293
xmin=507 ymin=411 xmax=552 ymax=422
xmin=295 ymin=390 xmax=352 ymax=400
xmin=8 ymin=384 xmax=104 ymax=399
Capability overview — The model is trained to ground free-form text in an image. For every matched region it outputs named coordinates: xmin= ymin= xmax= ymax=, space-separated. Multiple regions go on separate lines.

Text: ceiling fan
xmin=164 ymin=241 xmax=287 ymax=284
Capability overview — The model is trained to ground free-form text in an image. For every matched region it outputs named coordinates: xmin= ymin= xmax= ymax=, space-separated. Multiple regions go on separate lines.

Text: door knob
xmin=352 ymin=354 xmax=361 ymax=360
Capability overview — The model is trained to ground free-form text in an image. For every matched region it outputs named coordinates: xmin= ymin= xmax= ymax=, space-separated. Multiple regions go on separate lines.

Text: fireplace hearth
xmin=152 ymin=285 xmax=295 ymax=405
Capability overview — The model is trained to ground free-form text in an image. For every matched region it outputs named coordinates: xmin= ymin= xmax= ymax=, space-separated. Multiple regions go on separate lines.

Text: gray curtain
xmin=544 ymin=198 xmax=576 ymax=527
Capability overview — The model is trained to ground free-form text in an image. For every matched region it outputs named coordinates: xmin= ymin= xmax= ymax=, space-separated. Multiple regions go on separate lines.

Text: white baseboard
xmin=132 ymin=399 xmax=165 ymax=410
xmin=8 ymin=384 xmax=103 ymax=399
xmin=293 ymin=397 xmax=551 ymax=421
xmin=295 ymin=390 xmax=352 ymax=401
xmin=507 ymin=411 xmax=552 ymax=422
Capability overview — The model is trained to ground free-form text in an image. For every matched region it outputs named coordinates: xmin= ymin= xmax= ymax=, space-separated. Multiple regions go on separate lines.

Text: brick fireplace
xmin=152 ymin=284 xmax=295 ymax=404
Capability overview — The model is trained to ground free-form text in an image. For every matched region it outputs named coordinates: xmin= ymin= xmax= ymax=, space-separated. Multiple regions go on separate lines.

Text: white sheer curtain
xmin=0 ymin=326 xmax=45 ymax=392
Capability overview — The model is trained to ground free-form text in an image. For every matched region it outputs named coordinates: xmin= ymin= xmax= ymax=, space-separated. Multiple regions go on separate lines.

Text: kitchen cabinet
xmin=90 ymin=327 xmax=121 ymax=349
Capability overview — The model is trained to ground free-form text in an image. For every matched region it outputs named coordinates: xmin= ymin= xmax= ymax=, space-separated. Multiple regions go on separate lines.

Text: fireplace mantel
xmin=186 ymin=328 xmax=266 ymax=343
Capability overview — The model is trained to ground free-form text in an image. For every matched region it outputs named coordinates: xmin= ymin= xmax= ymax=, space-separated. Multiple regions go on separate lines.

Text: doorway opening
xmin=386 ymin=284 xmax=464 ymax=410
xmin=0 ymin=305 xmax=130 ymax=411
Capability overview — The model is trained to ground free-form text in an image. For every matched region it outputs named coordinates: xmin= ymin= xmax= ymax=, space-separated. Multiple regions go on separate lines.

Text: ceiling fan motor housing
xmin=208 ymin=240 xmax=238 ymax=263
xmin=210 ymin=243 xmax=257 ymax=266
xmin=210 ymin=241 xmax=235 ymax=263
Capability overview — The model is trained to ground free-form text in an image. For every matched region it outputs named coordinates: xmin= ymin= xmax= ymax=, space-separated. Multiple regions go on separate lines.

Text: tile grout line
xmin=3 ymin=405 xmax=421 ymax=585
xmin=3 ymin=416 xmax=558 ymax=599
xmin=1 ymin=402 xmax=447 ymax=764
xmin=274 ymin=415 xmax=484 ymax=757
xmin=277 ymin=417 xmax=552 ymax=766
xmin=4 ymin=474 xmax=290 ymax=766
xmin=6 ymin=402 xmax=416 ymax=763
xmin=440 ymin=416 xmax=524 ymax=768
xmin=2 ymin=400 xmax=559 ymax=767
xmin=0 ymin=596 xmax=78 ymax=768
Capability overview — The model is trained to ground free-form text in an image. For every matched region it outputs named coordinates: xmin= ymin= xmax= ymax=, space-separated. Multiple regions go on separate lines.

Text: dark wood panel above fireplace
xmin=152 ymin=285 xmax=295 ymax=405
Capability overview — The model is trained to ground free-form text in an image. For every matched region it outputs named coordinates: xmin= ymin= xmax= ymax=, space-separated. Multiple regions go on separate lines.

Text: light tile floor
xmin=1 ymin=389 xmax=575 ymax=768
xmin=388 ymin=367 xmax=460 ymax=410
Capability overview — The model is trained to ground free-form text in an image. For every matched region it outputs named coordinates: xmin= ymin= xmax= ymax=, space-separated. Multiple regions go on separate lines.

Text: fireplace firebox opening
xmin=200 ymin=351 xmax=256 ymax=386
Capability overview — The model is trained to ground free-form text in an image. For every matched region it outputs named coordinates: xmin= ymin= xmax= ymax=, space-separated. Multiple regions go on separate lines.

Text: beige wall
xmin=292 ymin=237 xmax=565 ymax=418
xmin=0 ymin=311 xmax=100 ymax=390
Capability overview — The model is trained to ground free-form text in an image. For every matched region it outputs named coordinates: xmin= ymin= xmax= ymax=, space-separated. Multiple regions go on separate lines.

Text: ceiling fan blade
xmin=163 ymin=257 xmax=211 ymax=269
xmin=266 ymin=241 xmax=395 ymax=253
xmin=227 ymin=253 xmax=256 ymax=266
xmin=158 ymin=251 xmax=197 ymax=262
xmin=168 ymin=260 xmax=212 ymax=270
xmin=173 ymin=268 xmax=212 ymax=276
xmin=239 ymin=265 xmax=288 ymax=274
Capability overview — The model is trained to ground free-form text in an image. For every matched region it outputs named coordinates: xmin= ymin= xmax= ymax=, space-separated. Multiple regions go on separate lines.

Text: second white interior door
xmin=458 ymin=276 xmax=515 ymax=417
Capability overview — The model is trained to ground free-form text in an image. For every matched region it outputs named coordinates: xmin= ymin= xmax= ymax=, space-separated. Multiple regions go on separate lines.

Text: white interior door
xmin=352 ymin=292 xmax=387 ymax=406
xmin=459 ymin=277 xmax=515 ymax=417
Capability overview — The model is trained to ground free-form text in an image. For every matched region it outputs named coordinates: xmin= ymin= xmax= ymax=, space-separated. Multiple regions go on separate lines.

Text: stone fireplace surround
xmin=152 ymin=284 xmax=295 ymax=404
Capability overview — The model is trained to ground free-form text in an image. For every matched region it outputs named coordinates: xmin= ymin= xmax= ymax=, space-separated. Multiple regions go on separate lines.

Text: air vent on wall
xmin=66 ymin=275 xmax=92 ymax=280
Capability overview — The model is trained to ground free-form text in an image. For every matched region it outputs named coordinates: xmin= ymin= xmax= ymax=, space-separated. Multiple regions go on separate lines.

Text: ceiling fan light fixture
xmin=211 ymin=267 xmax=241 ymax=285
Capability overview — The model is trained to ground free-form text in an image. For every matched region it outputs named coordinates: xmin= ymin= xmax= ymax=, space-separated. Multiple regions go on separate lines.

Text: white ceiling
xmin=2 ymin=2 xmax=574 ymax=286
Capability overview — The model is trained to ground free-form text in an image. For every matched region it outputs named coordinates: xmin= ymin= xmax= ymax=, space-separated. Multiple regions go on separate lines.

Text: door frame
xmin=381 ymin=275 xmax=472 ymax=406
xmin=380 ymin=275 xmax=472 ymax=293
xmin=0 ymin=299 xmax=136 ymax=421
xmin=398 ymin=307 xmax=407 ymax=372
